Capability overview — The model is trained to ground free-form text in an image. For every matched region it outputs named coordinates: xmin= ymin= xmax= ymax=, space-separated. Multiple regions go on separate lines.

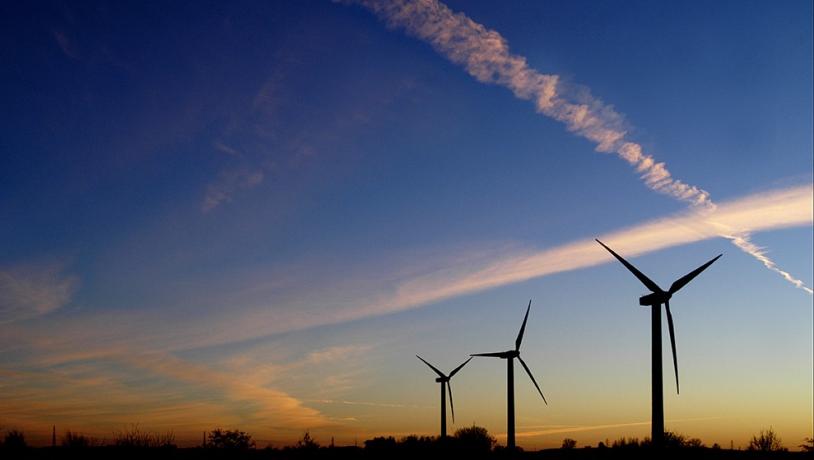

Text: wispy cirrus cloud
xmin=348 ymin=0 xmax=811 ymax=294
xmin=52 ymin=30 xmax=79 ymax=59
xmin=13 ymin=183 xmax=807 ymax=356
xmin=0 ymin=348 xmax=330 ymax=439
xmin=510 ymin=417 xmax=723 ymax=439
xmin=0 ymin=261 xmax=78 ymax=323
xmin=201 ymin=162 xmax=266 ymax=212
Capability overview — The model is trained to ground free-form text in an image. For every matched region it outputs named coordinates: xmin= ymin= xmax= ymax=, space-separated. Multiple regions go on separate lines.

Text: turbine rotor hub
xmin=639 ymin=291 xmax=671 ymax=306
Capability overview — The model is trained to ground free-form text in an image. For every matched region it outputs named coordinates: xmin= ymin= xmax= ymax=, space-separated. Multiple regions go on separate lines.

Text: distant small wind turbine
xmin=471 ymin=300 xmax=547 ymax=450
xmin=415 ymin=355 xmax=472 ymax=439
xmin=595 ymin=239 xmax=721 ymax=448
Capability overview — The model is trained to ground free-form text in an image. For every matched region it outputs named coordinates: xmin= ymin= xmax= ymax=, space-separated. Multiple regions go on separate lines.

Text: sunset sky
xmin=1 ymin=0 xmax=812 ymax=450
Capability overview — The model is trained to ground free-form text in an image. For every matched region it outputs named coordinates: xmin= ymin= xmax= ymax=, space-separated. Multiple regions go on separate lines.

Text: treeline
xmin=1 ymin=425 xmax=811 ymax=459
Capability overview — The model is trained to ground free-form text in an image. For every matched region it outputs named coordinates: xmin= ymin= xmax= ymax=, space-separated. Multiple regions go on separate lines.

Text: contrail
xmin=349 ymin=0 xmax=812 ymax=294
xmin=508 ymin=416 xmax=723 ymax=438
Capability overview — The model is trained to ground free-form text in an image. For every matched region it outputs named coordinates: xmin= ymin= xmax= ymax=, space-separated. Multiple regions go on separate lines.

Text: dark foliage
xmin=114 ymin=425 xmax=176 ymax=449
xmin=749 ymin=427 xmax=786 ymax=452
xmin=207 ymin=428 xmax=255 ymax=450
xmin=61 ymin=431 xmax=100 ymax=448
xmin=3 ymin=430 xmax=27 ymax=450
xmin=453 ymin=425 xmax=496 ymax=452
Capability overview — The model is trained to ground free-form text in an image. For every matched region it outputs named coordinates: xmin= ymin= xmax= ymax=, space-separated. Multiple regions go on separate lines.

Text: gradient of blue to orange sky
xmin=0 ymin=0 xmax=812 ymax=450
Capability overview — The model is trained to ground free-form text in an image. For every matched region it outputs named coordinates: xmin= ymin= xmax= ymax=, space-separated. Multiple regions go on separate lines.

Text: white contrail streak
xmin=6 ymin=184 xmax=810 ymax=353
xmin=350 ymin=0 xmax=812 ymax=294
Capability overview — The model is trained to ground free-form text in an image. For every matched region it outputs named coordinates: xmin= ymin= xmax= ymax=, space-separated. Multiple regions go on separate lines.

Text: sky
xmin=0 ymin=0 xmax=812 ymax=450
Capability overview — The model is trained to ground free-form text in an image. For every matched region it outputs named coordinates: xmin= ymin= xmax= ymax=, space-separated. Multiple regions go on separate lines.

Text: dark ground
xmin=1 ymin=446 xmax=810 ymax=460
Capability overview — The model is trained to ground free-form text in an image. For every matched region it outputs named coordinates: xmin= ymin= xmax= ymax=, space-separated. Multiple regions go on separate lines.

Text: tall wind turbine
xmin=471 ymin=300 xmax=547 ymax=450
xmin=595 ymin=239 xmax=721 ymax=448
xmin=416 ymin=355 xmax=472 ymax=439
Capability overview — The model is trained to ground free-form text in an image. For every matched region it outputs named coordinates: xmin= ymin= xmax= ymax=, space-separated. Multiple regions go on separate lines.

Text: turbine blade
xmin=416 ymin=355 xmax=446 ymax=379
xmin=668 ymin=254 xmax=722 ymax=294
xmin=515 ymin=299 xmax=532 ymax=351
xmin=448 ymin=357 xmax=472 ymax=378
xmin=595 ymin=239 xmax=663 ymax=293
xmin=517 ymin=355 xmax=547 ymax=405
xmin=447 ymin=381 xmax=455 ymax=424
xmin=470 ymin=352 xmax=508 ymax=358
xmin=665 ymin=301 xmax=679 ymax=395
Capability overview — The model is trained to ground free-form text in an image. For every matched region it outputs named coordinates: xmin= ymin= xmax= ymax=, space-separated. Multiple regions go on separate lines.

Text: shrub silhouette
xmin=61 ymin=431 xmax=100 ymax=448
xmin=114 ymin=425 xmax=175 ymax=449
xmin=364 ymin=436 xmax=397 ymax=450
xmin=801 ymin=437 xmax=814 ymax=452
xmin=295 ymin=431 xmax=319 ymax=450
xmin=610 ymin=433 xmax=704 ymax=449
xmin=3 ymin=430 xmax=27 ymax=450
xmin=611 ymin=436 xmax=641 ymax=449
xmin=399 ymin=434 xmax=436 ymax=451
xmin=207 ymin=428 xmax=255 ymax=449
xmin=454 ymin=425 xmax=495 ymax=452
xmin=561 ymin=437 xmax=577 ymax=449
xmin=748 ymin=427 xmax=786 ymax=452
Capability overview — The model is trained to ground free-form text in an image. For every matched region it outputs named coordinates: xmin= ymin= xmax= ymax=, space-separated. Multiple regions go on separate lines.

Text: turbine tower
xmin=596 ymin=239 xmax=721 ymax=448
xmin=415 ymin=355 xmax=472 ymax=439
xmin=471 ymin=300 xmax=547 ymax=450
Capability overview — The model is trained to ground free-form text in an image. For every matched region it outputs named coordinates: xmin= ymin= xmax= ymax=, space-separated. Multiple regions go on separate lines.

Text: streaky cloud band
xmin=348 ymin=0 xmax=811 ymax=294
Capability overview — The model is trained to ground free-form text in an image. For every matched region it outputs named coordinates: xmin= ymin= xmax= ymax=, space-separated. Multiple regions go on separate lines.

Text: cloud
xmin=510 ymin=416 xmax=722 ymax=438
xmin=0 ymin=262 xmax=78 ymax=323
xmin=117 ymin=351 xmax=329 ymax=430
xmin=41 ymin=183 xmax=814 ymax=353
xmin=0 ymin=348 xmax=330 ymax=438
xmin=201 ymin=165 xmax=265 ymax=212
xmin=307 ymin=399 xmax=432 ymax=409
xmin=305 ymin=345 xmax=373 ymax=365
xmin=380 ymin=184 xmax=813 ymax=312
xmin=52 ymin=30 xmax=79 ymax=59
xmin=3 ymin=185 xmax=809 ymax=361
xmin=349 ymin=0 xmax=811 ymax=293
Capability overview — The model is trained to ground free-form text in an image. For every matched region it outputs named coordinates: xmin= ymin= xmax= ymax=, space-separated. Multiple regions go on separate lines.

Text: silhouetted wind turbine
xmin=415 ymin=355 xmax=472 ymax=439
xmin=595 ymin=239 xmax=721 ymax=448
xmin=470 ymin=300 xmax=546 ymax=450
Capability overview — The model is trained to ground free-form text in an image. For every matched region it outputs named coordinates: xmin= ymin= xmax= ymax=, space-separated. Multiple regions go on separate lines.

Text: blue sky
xmin=0 ymin=0 xmax=811 ymax=449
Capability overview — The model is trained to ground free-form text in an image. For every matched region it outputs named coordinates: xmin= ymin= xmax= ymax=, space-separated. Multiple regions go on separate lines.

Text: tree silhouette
xmin=561 ymin=438 xmax=577 ymax=449
xmin=296 ymin=431 xmax=319 ymax=450
xmin=62 ymin=431 xmax=97 ymax=449
xmin=3 ymin=430 xmax=27 ymax=450
xmin=453 ymin=425 xmax=495 ymax=452
xmin=748 ymin=427 xmax=785 ymax=452
xmin=207 ymin=428 xmax=255 ymax=450
xmin=113 ymin=425 xmax=175 ymax=449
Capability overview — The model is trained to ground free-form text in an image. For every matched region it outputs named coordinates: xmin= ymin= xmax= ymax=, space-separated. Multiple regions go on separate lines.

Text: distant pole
xmin=507 ymin=357 xmax=515 ymax=450
xmin=440 ymin=381 xmax=447 ymax=438
xmin=202 ymin=431 xmax=206 ymax=448
xmin=651 ymin=304 xmax=664 ymax=448
xmin=52 ymin=425 xmax=56 ymax=448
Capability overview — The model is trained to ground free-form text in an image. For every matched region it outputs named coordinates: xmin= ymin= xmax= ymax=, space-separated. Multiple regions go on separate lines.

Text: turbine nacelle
xmin=639 ymin=291 xmax=671 ymax=306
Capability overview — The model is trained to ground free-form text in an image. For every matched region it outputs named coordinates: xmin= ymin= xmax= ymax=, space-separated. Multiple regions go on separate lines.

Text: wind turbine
xmin=415 ymin=355 xmax=472 ymax=439
xmin=471 ymin=300 xmax=547 ymax=450
xmin=595 ymin=239 xmax=721 ymax=448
